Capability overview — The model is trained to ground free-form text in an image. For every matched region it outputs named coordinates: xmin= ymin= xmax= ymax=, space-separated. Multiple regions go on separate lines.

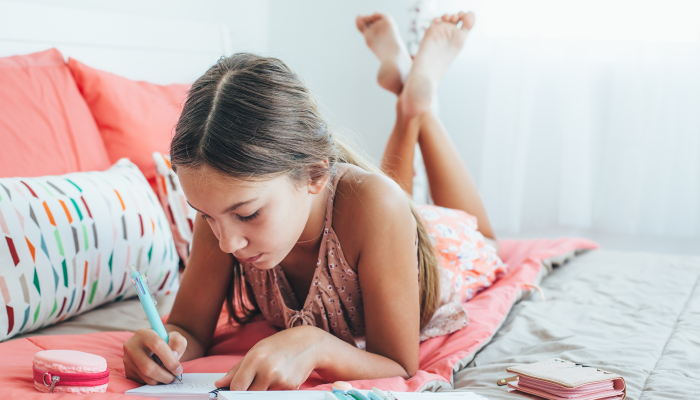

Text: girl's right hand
xmin=123 ymin=329 xmax=188 ymax=385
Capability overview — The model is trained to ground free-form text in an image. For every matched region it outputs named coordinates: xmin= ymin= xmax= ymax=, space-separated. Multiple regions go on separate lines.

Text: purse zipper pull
xmin=497 ymin=376 xmax=519 ymax=386
xmin=48 ymin=375 xmax=60 ymax=393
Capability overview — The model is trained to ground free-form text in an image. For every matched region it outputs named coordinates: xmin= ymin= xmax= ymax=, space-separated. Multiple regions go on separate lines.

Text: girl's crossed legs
xmin=356 ymin=11 xmax=497 ymax=243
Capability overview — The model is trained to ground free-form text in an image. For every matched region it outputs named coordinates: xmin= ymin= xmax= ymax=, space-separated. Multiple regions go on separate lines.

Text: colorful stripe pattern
xmin=152 ymin=152 xmax=196 ymax=266
xmin=0 ymin=159 xmax=179 ymax=341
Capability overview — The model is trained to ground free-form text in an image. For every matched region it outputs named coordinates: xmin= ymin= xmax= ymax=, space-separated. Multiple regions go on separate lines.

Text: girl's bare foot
xmin=356 ymin=13 xmax=413 ymax=96
xmin=400 ymin=11 xmax=475 ymax=117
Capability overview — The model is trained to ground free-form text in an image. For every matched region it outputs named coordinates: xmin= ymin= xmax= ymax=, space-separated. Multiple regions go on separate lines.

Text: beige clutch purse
xmin=498 ymin=359 xmax=626 ymax=400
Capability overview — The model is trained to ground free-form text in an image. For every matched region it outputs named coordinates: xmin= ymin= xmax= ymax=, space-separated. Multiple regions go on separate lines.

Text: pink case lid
xmin=32 ymin=350 xmax=107 ymax=374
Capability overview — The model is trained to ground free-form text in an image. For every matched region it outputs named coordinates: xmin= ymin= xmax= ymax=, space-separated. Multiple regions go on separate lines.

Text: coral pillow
xmin=0 ymin=49 xmax=110 ymax=177
xmin=67 ymin=58 xmax=190 ymax=189
xmin=0 ymin=159 xmax=179 ymax=341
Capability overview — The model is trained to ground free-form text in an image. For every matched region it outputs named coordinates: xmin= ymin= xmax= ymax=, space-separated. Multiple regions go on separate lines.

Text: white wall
xmin=266 ymin=0 xmax=409 ymax=163
xmin=18 ymin=0 xmax=269 ymax=64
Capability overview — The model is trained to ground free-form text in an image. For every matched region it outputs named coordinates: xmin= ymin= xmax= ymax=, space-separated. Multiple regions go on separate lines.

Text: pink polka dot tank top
xmin=243 ymin=168 xmax=506 ymax=347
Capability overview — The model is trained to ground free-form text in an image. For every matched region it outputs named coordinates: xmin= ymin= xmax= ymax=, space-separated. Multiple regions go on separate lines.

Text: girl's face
xmin=177 ymin=165 xmax=319 ymax=270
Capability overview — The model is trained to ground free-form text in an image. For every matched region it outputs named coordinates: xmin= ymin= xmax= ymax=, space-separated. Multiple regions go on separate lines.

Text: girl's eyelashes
xmin=200 ymin=210 xmax=260 ymax=222
xmin=237 ymin=210 xmax=260 ymax=222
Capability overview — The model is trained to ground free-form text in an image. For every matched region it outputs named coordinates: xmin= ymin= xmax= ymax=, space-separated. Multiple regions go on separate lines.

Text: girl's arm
xmin=315 ymin=326 xmax=412 ymax=380
xmin=123 ymin=213 xmax=233 ymax=384
xmin=165 ymin=212 xmax=234 ymax=359
xmin=337 ymin=172 xmax=421 ymax=376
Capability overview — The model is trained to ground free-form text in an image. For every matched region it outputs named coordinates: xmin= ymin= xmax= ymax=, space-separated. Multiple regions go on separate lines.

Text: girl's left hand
xmin=214 ymin=325 xmax=325 ymax=391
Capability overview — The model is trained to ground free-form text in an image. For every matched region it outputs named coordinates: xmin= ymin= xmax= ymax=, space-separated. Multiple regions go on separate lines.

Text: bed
xmin=5 ymin=246 xmax=699 ymax=399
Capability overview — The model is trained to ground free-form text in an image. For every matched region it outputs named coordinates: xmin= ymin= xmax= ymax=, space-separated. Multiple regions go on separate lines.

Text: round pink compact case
xmin=32 ymin=350 xmax=109 ymax=394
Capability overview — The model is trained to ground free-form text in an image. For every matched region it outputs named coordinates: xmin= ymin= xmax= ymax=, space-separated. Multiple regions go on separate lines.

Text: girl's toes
xmin=460 ymin=12 xmax=475 ymax=30
xmin=356 ymin=16 xmax=366 ymax=32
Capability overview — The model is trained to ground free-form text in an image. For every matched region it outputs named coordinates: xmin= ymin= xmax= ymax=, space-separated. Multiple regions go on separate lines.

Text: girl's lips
xmin=239 ymin=253 xmax=262 ymax=263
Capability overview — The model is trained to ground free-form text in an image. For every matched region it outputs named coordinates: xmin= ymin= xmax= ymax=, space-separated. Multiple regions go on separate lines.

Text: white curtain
xmin=420 ymin=0 xmax=700 ymax=239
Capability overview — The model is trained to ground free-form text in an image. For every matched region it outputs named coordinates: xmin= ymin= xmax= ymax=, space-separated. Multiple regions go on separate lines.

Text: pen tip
xmin=177 ymin=376 xmax=183 ymax=383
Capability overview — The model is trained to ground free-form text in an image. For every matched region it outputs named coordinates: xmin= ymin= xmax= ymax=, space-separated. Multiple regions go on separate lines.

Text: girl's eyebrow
xmin=186 ymin=198 xmax=259 ymax=215
xmin=222 ymin=198 xmax=258 ymax=214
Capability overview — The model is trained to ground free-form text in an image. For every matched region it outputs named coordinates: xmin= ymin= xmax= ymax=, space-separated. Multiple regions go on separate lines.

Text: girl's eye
xmin=238 ymin=210 xmax=259 ymax=222
xmin=201 ymin=214 xmax=211 ymax=221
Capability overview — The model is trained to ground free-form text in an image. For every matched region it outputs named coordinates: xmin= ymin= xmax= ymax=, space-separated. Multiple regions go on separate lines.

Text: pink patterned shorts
xmin=418 ymin=205 xmax=507 ymax=302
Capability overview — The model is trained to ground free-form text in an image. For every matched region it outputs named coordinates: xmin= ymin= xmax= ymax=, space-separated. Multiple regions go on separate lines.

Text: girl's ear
xmin=307 ymin=159 xmax=330 ymax=195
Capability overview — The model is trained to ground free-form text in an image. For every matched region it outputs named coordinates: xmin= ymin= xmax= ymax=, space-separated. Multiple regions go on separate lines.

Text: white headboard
xmin=0 ymin=1 xmax=229 ymax=84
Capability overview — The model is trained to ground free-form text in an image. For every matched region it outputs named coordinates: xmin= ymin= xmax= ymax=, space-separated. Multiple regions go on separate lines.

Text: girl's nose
xmin=218 ymin=226 xmax=248 ymax=254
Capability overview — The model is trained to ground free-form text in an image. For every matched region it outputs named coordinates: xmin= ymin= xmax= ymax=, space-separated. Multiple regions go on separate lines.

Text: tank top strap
xmin=323 ymin=168 xmax=345 ymax=229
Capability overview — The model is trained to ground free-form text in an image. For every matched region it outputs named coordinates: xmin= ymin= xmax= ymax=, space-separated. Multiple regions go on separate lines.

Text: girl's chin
xmin=239 ymin=248 xmax=289 ymax=269
xmin=246 ymin=256 xmax=279 ymax=270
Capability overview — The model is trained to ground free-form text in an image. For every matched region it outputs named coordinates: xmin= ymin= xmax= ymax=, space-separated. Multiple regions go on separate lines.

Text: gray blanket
xmin=452 ymin=250 xmax=700 ymax=399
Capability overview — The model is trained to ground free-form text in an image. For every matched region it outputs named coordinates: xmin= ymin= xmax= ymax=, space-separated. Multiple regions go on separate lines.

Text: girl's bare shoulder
xmin=332 ymin=164 xmax=416 ymax=269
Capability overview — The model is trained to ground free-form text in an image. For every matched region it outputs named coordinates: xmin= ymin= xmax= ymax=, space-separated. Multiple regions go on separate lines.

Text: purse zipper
xmin=33 ymin=366 xmax=109 ymax=389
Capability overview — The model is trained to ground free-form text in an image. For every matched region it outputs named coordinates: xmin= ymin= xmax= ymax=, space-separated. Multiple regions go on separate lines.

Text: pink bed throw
xmin=0 ymin=238 xmax=597 ymax=399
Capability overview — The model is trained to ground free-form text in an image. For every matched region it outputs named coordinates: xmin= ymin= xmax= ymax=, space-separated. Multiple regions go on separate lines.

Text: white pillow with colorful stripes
xmin=153 ymin=152 xmax=196 ymax=265
xmin=0 ymin=158 xmax=179 ymax=341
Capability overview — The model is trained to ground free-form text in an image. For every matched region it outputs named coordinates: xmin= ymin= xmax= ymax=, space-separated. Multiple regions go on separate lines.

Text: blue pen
xmin=129 ymin=265 xmax=183 ymax=383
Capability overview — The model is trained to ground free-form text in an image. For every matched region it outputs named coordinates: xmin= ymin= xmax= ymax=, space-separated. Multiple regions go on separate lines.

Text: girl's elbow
xmin=403 ymin=362 xmax=419 ymax=379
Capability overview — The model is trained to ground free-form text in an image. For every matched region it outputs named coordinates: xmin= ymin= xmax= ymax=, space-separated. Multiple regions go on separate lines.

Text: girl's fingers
xmin=228 ymin=357 xmax=258 ymax=391
xmin=135 ymin=367 xmax=162 ymax=386
xmin=141 ymin=330 xmax=183 ymax=377
xmin=131 ymin=343 xmax=178 ymax=384
xmin=124 ymin=357 xmax=160 ymax=386
xmin=168 ymin=331 xmax=188 ymax=361
xmin=247 ymin=376 xmax=271 ymax=392
xmin=123 ymin=357 xmax=145 ymax=384
xmin=214 ymin=360 xmax=242 ymax=388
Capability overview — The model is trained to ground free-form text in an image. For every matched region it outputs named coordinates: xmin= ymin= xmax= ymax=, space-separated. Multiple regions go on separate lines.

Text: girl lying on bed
xmin=123 ymin=11 xmax=505 ymax=390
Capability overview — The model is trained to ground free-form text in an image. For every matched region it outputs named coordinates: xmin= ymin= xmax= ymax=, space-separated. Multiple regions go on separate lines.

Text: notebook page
xmin=218 ymin=390 xmax=487 ymax=400
xmin=125 ymin=373 xmax=226 ymax=397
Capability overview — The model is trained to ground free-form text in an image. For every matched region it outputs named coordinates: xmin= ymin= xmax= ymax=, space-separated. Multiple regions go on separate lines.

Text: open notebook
xmin=125 ymin=374 xmax=487 ymax=400
xmin=125 ymin=373 xmax=225 ymax=399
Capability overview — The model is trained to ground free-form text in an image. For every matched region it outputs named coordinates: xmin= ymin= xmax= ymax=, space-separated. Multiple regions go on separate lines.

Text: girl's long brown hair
xmin=170 ymin=53 xmax=439 ymax=329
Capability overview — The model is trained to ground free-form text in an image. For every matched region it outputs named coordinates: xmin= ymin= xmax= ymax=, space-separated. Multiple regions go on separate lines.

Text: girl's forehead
xmin=177 ymin=168 xmax=276 ymax=215
xmin=178 ymin=166 xmax=258 ymax=187
xmin=176 ymin=166 xmax=293 ymax=197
